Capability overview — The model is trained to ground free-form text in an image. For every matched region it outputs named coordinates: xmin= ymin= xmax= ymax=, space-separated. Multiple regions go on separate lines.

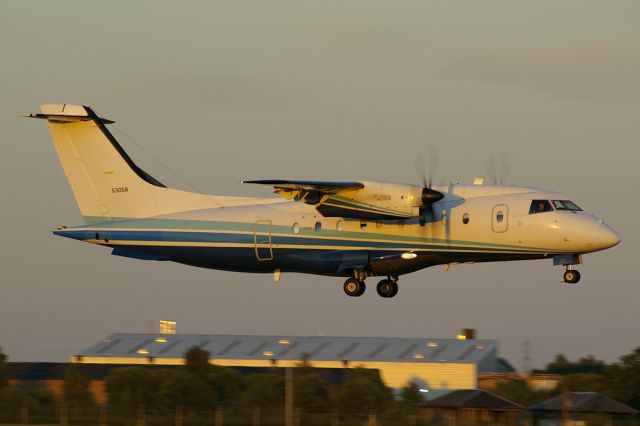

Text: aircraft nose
xmin=597 ymin=222 xmax=621 ymax=250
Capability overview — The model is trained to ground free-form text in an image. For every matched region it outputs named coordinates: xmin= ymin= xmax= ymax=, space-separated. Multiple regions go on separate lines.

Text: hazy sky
xmin=1 ymin=1 xmax=639 ymax=370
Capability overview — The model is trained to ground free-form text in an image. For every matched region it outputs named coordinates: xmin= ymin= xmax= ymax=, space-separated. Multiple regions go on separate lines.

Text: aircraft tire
xmin=344 ymin=278 xmax=366 ymax=297
xmin=563 ymin=269 xmax=581 ymax=284
xmin=376 ymin=279 xmax=398 ymax=298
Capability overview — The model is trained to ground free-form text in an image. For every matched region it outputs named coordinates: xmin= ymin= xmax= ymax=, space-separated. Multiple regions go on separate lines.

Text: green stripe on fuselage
xmin=80 ymin=216 xmax=554 ymax=253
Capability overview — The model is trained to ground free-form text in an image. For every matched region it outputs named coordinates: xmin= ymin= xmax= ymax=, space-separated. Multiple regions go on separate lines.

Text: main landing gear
xmin=343 ymin=275 xmax=399 ymax=298
xmin=563 ymin=266 xmax=581 ymax=284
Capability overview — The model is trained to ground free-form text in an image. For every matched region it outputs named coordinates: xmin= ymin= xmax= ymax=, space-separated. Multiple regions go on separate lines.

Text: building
xmin=418 ymin=389 xmax=525 ymax=425
xmin=530 ymin=392 xmax=638 ymax=426
xmin=73 ymin=333 xmax=510 ymax=390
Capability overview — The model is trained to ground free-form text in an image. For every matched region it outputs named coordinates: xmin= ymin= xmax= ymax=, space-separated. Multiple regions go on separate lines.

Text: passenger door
xmin=491 ymin=204 xmax=509 ymax=233
xmin=253 ymin=220 xmax=274 ymax=261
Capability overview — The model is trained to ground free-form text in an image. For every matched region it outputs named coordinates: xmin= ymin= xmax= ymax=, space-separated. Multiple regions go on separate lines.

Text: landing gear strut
xmin=343 ymin=278 xmax=366 ymax=297
xmin=376 ymin=277 xmax=399 ymax=298
xmin=563 ymin=267 xmax=581 ymax=284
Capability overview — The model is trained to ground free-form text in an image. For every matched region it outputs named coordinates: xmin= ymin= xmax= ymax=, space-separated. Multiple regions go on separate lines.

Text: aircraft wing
xmin=242 ymin=180 xmax=364 ymax=193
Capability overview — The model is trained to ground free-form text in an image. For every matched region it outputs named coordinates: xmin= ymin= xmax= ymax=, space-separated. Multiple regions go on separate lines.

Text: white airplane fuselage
xmin=31 ymin=104 xmax=620 ymax=297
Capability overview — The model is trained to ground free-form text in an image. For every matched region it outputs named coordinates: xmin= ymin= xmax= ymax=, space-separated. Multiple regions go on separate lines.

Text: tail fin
xmin=30 ymin=104 xmax=216 ymax=223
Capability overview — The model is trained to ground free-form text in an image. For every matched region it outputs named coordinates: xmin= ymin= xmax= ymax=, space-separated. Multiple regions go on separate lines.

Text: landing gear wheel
xmin=344 ymin=278 xmax=366 ymax=297
xmin=376 ymin=279 xmax=399 ymax=298
xmin=563 ymin=269 xmax=581 ymax=284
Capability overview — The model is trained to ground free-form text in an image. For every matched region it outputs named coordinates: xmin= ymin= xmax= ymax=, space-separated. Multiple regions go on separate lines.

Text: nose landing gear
xmin=563 ymin=267 xmax=581 ymax=284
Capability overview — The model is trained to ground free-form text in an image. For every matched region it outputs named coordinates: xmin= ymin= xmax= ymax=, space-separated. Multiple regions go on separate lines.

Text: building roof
xmin=530 ymin=392 xmax=638 ymax=414
xmin=77 ymin=333 xmax=499 ymax=365
xmin=419 ymin=389 xmax=524 ymax=410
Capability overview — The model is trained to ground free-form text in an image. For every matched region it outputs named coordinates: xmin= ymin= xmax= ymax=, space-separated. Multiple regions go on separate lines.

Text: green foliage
xmin=156 ymin=369 xmax=216 ymax=409
xmin=242 ymin=373 xmax=284 ymax=409
xmin=0 ymin=346 xmax=7 ymax=389
xmin=293 ymin=369 xmax=331 ymax=413
xmin=540 ymin=353 xmax=607 ymax=375
xmin=400 ymin=381 xmax=424 ymax=408
xmin=208 ymin=364 xmax=243 ymax=404
xmin=607 ymin=346 xmax=640 ymax=409
xmin=105 ymin=366 xmax=157 ymax=410
xmin=492 ymin=379 xmax=556 ymax=406
xmin=335 ymin=368 xmax=393 ymax=415
xmin=557 ymin=373 xmax=609 ymax=394
xmin=184 ymin=346 xmax=211 ymax=378
xmin=63 ymin=364 xmax=95 ymax=406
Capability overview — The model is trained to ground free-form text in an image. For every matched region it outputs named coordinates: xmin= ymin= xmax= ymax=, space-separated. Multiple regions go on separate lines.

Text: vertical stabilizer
xmin=30 ymin=104 xmax=217 ymax=223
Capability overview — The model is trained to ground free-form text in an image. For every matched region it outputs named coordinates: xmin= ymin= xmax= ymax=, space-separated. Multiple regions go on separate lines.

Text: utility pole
xmin=522 ymin=338 xmax=531 ymax=377
xmin=285 ymin=367 xmax=294 ymax=426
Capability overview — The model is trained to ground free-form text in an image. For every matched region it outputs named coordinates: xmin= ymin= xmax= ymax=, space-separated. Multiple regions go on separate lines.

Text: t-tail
xmin=28 ymin=104 xmax=218 ymax=224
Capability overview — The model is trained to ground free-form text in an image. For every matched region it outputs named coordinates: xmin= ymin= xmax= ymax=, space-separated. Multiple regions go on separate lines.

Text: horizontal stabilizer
xmin=25 ymin=104 xmax=114 ymax=124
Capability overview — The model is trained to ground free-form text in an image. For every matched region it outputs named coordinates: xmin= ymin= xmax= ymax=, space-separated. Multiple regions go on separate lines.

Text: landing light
xmin=401 ymin=252 xmax=417 ymax=260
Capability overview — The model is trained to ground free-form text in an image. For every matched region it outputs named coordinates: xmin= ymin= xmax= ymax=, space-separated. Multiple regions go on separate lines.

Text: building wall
xmin=76 ymin=357 xmax=477 ymax=390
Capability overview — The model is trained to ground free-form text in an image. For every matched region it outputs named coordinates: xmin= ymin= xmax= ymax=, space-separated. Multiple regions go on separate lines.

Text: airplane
xmin=28 ymin=104 xmax=620 ymax=298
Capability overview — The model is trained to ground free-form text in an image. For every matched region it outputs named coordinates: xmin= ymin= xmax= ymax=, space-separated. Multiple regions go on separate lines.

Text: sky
xmin=1 ymin=1 xmax=639 ymax=370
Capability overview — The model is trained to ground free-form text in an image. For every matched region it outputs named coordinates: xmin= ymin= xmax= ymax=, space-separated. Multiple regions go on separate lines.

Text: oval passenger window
xmin=462 ymin=213 xmax=470 ymax=224
xmin=336 ymin=220 xmax=344 ymax=231
xmin=292 ymin=223 xmax=300 ymax=234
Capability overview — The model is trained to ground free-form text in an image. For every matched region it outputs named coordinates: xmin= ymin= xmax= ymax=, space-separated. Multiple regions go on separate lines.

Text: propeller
xmin=487 ymin=154 xmax=510 ymax=185
xmin=415 ymin=147 xmax=444 ymax=226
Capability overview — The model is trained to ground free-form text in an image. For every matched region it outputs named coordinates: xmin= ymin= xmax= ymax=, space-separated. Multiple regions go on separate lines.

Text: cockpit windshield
xmin=529 ymin=200 xmax=553 ymax=214
xmin=552 ymin=200 xmax=582 ymax=212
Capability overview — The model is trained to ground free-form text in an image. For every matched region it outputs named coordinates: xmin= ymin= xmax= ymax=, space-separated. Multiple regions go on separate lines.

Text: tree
xmin=400 ymin=381 xmax=424 ymax=408
xmin=492 ymin=379 xmax=556 ymax=406
xmin=294 ymin=370 xmax=331 ymax=413
xmin=156 ymin=369 xmax=216 ymax=410
xmin=335 ymin=368 xmax=393 ymax=416
xmin=105 ymin=367 xmax=156 ymax=411
xmin=242 ymin=373 xmax=284 ymax=409
xmin=0 ymin=346 xmax=7 ymax=389
xmin=557 ymin=373 xmax=609 ymax=394
xmin=207 ymin=365 xmax=243 ymax=404
xmin=540 ymin=353 xmax=607 ymax=375
xmin=63 ymin=364 xmax=95 ymax=407
xmin=607 ymin=346 xmax=640 ymax=409
xmin=184 ymin=346 xmax=211 ymax=378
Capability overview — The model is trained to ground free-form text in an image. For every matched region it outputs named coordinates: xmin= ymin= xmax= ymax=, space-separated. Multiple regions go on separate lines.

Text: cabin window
xmin=496 ymin=211 xmax=504 ymax=223
xmin=397 ymin=220 xmax=405 ymax=228
xmin=551 ymin=200 xmax=582 ymax=212
xmin=336 ymin=220 xmax=344 ymax=231
xmin=462 ymin=213 xmax=470 ymax=224
xmin=529 ymin=200 xmax=553 ymax=214
xmin=292 ymin=223 xmax=300 ymax=234
xmin=375 ymin=221 xmax=383 ymax=229
xmin=360 ymin=222 xmax=367 ymax=231
xmin=314 ymin=221 xmax=322 ymax=232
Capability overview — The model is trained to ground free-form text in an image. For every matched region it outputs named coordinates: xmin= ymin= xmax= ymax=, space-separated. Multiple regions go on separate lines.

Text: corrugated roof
xmin=420 ymin=389 xmax=524 ymax=410
xmin=78 ymin=333 xmax=499 ymax=365
xmin=530 ymin=392 xmax=638 ymax=414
